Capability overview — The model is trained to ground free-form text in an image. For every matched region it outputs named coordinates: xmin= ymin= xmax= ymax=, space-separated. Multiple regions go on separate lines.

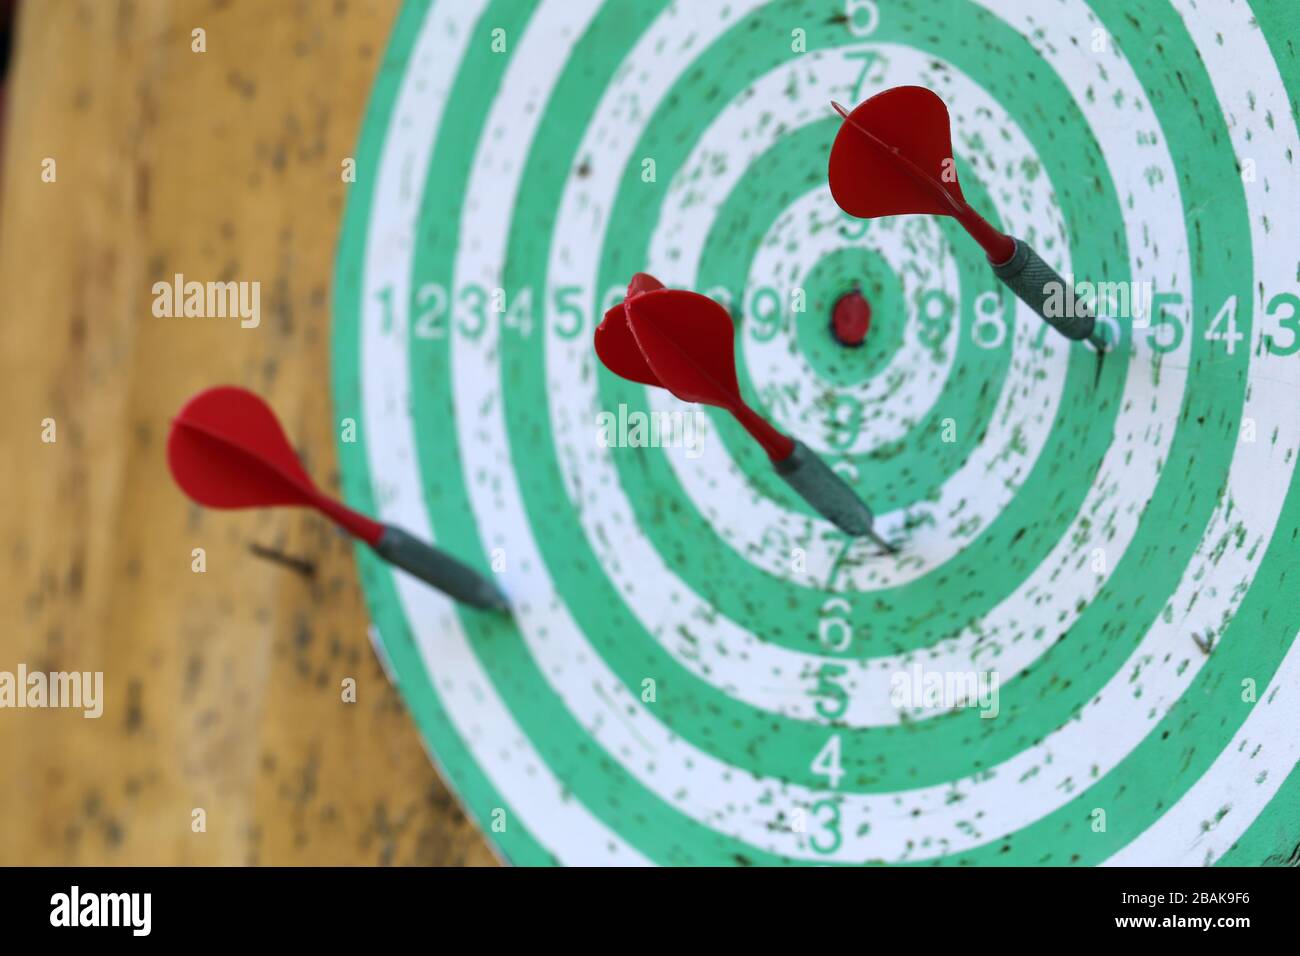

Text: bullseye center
xmin=830 ymin=289 xmax=872 ymax=348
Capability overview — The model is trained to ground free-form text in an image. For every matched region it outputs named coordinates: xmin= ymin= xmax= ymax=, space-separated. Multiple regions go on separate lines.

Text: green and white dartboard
xmin=332 ymin=0 xmax=1300 ymax=865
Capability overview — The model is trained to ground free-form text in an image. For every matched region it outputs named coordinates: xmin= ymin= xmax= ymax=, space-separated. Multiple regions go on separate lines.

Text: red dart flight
xmin=169 ymin=385 xmax=383 ymax=541
xmin=168 ymin=386 xmax=510 ymax=611
xmin=828 ymin=86 xmax=1106 ymax=356
xmin=598 ymin=275 xmax=793 ymax=460
xmin=594 ymin=275 xmax=895 ymax=552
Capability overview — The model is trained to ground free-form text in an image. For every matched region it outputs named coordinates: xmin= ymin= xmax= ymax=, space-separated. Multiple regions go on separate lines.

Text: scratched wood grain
xmin=0 ymin=0 xmax=498 ymax=866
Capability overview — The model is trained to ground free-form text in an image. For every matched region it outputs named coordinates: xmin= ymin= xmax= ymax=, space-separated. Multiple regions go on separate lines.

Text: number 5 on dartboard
xmin=550 ymin=285 xmax=586 ymax=339
xmin=811 ymin=663 xmax=849 ymax=720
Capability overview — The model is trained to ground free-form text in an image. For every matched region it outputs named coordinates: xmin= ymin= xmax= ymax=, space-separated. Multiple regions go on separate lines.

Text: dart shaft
xmin=732 ymin=402 xmax=795 ymax=460
xmin=772 ymin=439 xmax=882 ymax=541
xmin=991 ymin=237 xmax=1098 ymax=342
xmin=371 ymin=524 xmax=510 ymax=612
xmin=315 ymin=493 xmax=386 ymax=544
xmin=953 ymin=204 xmax=1017 ymax=264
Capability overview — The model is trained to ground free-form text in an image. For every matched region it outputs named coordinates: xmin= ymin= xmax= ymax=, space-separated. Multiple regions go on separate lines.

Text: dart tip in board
xmin=866 ymin=528 xmax=899 ymax=556
xmin=1086 ymin=330 xmax=1109 ymax=386
xmin=464 ymin=579 xmax=512 ymax=613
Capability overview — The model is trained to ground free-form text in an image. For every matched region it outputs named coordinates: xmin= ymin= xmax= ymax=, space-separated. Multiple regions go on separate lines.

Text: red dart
xmin=828 ymin=87 xmax=1013 ymax=262
xmin=593 ymin=279 xmax=895 ymax=552
xmin=169 ymin=386 xmax=382 ymax=540
xmin=593 ymin=273 xmax=664 ymax=388
xmin=622 ymin=288 xmax=793 ymax=460
xmin=168 ymin=386 xmax=510 ymax=611
xmin=828 ymin=87 xmax=1107 ymax=359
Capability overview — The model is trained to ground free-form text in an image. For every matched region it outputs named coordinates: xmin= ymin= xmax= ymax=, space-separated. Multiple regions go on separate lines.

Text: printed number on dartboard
xmin=376 ymin=282 xmax=539 ymax=340
xmin=379 ymin=282 xmax=800 ymax=342
xmin=809 ymin=600 xmax=854 ymax=720
xmin=380 ymin=281 xmax=1300 ymax=363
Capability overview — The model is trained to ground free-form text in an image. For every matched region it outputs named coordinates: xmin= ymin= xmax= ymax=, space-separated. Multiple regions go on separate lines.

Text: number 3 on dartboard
xmin=809 ymin=798 xmax=843 ymax=855
xmin=1264 ymin=292 xmax=1300 ymax=356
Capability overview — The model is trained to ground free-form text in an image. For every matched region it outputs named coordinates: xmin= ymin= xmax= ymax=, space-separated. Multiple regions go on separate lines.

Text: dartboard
xmin=331 ymin=0 xmax=1300 ymax=866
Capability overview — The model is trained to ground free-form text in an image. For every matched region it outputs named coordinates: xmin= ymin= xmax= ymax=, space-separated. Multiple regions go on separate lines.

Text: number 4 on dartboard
xmin=1203 ymin=295 xmax=1243 ymax=354
xmin=811 ymin=734 xmax=845 ymax=789
xmin=502 ymin=287 xmax=534 ymax=337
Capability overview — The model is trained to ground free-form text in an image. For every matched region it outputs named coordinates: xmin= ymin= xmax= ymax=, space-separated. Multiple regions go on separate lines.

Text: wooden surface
xmin=0 ymin=0 xmax=498 ymax=866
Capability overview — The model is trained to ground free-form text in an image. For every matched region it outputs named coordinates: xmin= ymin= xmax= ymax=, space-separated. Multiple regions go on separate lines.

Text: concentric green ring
xmin=796 ymin=246 xmax=904 ymax=385
xmin=693 ymin=133 xmax=1015 ymax=517
xmin=513 ymin=0 xmax=1136 ymax=795
xmin=595 ymin=10 xmax=1124 ymax=655
xmin=332 ymin=0 xmax=1300 ymax=866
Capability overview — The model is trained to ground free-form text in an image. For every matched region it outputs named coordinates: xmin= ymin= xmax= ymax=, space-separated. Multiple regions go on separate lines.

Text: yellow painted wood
xmin=0 ymin=0 xmax=497 ymax=866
